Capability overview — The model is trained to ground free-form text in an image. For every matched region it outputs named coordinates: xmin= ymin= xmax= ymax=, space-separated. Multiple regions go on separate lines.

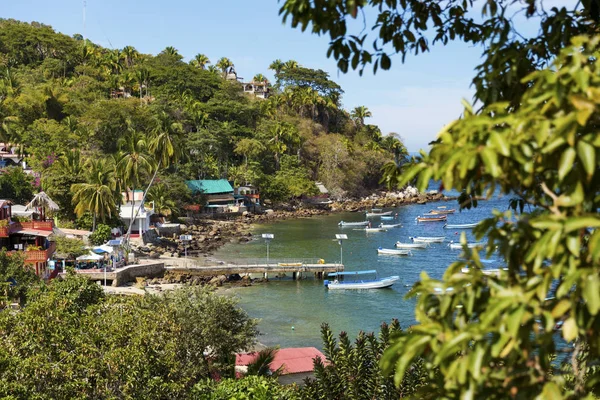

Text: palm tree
xmin=206 ymin=65 xmax=220 ymax=75
xmin=350 ymin=105 xmax=372 ymax=126
xmin=246 ymin=347 xmax=284 ymax=377
xmin=269 ymin=59 xmax=285 ymax=75
xmin=253 ymin=73 xmax=267 ymax=83
xmin=71 ymin=158 xmax=116 ymax=231
xmin=268 ymin=122 xmax=297 ymax=170
xmin=117 ymin=127 xmax=154 ymax=244
xmin=234 ymin=138 xmax=265 ymax=168
xmin=161 ymin=46 xmax=180 ymax=57
xmin=284 ymin=59 xmax=299 ymax=71
xmin=216 ymin=57 xmax=234 ymax=77
xmin=122 ymin=45 xmax=139 ymax=67
xmin=380 ymin=153 xmax=416 ymax=190
xmin=55 ymin=148 xmax=83 ymax=177
xmin=134 ymin=68 xmax=151 ymax=100
xmin=190 ymin=53 xmax=210 ymax=69
xmin=147 ymin=183 xmax=177 ymax=217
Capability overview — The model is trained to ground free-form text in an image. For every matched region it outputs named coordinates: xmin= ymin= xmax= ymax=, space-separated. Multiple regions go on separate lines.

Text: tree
xmin=0 ymin=250 xmax=39 ymax=306
xmin=89 ymin=223 xmax=111 ymax=245
xmin=147 ymin=183 xmax=178 ymax=217
xmin=302 ymin=321 xmax=427 ymax=399
xmin=71 ymin=157 xmax=116 ymax=231
xmin=215 ymin=57 xmax=234 ymax=77
xmin=284 ymin=59 xmax=299 ymax=71
xmin=193 ymin=376 xmax=300 ymax=399
xmin=350 ymin=106 xmax=372 ymax=127
xmin=0 ymin=166 xmax=35 ymax=203
xmin=252 ymin=73 xmax=267 ymax=83
xmin=51 ymin=235 xmax=87 ymax=260
xmin=268 ymin=59 xmax=285 ymax=75
xmin=190 ymin=53 xmax=210 ymax=70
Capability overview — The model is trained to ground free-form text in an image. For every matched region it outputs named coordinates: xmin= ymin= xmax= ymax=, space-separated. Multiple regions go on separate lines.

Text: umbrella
xmin=92 ymin=245 xmax=114 ymax=254
xmin=26 ymin=191 xmax=59 ymax=221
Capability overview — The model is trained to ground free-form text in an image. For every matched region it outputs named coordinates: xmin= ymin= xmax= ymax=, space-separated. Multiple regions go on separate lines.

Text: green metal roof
xmin=186 ymin=179 xmax=234 ymax=195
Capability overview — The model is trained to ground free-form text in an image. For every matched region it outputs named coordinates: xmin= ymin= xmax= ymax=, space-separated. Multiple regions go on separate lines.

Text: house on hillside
xmin=0 ymin=199 xmax=56 ymax=276
xmin=119 ymin=190 xmax=155 ymax=237
xmin=186 ymin=179 xmax=235 ymax=214
xmin=242 ymin=80 xmax=270 ymax=99
xmin=236 ymin=347 xmax=327 ymax=385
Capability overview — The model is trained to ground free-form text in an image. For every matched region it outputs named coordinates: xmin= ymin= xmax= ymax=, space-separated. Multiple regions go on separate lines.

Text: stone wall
xmin=113 ymin=262 xmax=165 ymax=286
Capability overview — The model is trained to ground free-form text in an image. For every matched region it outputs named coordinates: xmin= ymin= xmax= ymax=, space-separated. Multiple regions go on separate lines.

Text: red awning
xmin=236 ymin=347 xmax=327 ymax=375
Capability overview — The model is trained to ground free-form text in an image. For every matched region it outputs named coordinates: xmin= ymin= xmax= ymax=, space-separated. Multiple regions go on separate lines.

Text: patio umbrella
xmin=26 ymin=191 xmax=59 ymax=221
xmin=76 ymin=252 xmax=104 ymax=261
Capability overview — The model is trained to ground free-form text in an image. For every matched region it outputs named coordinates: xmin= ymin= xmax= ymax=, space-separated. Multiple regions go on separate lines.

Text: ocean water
xmin=213 ymin=194 xmax=513 ymax=348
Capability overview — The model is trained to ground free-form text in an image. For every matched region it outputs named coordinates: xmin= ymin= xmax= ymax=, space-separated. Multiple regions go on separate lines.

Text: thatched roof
xmin=26 ymin=191 xmax=59 ymax=211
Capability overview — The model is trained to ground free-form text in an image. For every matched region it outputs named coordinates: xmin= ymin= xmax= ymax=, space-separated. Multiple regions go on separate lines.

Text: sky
xmin=3 ymin=0 xmax=485 ymax=151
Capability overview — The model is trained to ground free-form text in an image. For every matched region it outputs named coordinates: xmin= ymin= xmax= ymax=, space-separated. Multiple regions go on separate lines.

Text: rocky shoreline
xmin=134 ymin=186 xmax=454 ymax=261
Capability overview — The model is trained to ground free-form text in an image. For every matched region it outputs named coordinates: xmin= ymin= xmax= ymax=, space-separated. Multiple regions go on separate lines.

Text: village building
xmin=236 ymin=347 xmax=327 ymax=385
xmin=242 ymin=80 xmax=270 ymax=99
xmin=119 ymin=190 xmax=155 ymax=237
xmin=186 ymin=179 xmax=235 ymax=214
xmin=0 ymin=199 xmax=56 ymax=276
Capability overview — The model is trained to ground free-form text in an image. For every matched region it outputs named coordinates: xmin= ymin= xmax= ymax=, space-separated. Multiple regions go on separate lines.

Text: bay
xmin=213 ymin=195 xmax=509 ymax=348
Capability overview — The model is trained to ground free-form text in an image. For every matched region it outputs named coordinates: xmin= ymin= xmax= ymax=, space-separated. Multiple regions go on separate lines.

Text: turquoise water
xmin=214 ymin=196 xmax=508 ymax=348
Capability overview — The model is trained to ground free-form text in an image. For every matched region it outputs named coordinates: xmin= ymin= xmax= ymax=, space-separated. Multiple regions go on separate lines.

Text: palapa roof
xmin=26 ymin=192 xmax=59 ymax=211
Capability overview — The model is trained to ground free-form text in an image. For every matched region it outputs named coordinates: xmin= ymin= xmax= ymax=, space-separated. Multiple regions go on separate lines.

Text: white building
xmin=119 ymin=200 xmax=154 ymax=237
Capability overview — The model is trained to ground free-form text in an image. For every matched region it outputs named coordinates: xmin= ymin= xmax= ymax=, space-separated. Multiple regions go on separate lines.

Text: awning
xmin=92 ymin=245 xmax=113 ymax=254
xmin=76 ymin=253 xmax=104 ymax=261
xmin=13 ymin=228 xmax=53 ymax=237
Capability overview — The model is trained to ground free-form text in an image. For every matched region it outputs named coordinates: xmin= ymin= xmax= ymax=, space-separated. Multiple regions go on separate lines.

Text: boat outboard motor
xmin=323 ymin=280 xmax=329 ymax=287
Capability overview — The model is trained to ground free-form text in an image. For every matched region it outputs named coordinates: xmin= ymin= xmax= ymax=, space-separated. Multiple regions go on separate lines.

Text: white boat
xmin=444 ymin=223 xmax=478 ymax=229
xmin=338 ymin=220 xmax=369 ymax=227
xmin=381 ymin=216 xmax=395 ymax=221
xmin=324 ymin=270 xmax=400 ymax=290
xmin=370 ymin=208 xmax=383 ymax=212
xmin=449 ymin=242 xmax=485 ymax=249
xmin=461 ymin=267 xmax=507 ymax=276
xmin=364 ymin=227 xmax=387 ymax=232
xmin=377 ymin=248 xmax=412 ymax=256
xmin=366 ymin=211 xmax=393 ymax=217
xmin=380 ymin=223 xmax=401 ymax=229
xmin=411 ymin=236 xmax=446 ymax=243
xmin=395 ymin=242 xmax=428 ymax=249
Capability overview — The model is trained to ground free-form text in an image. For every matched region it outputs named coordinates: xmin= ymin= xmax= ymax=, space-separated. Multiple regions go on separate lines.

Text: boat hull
xmin=429 ymin=209 xmax=456 ymax=214
xmin=411 ymin=236 xmax=446 ymax=243
xmin=444 ymin=223 xmax=478 ymax=229
xmin=396 ymin=242 xmax=428 ymax=249
xmin=325 ymin=276 xmax=400 ymax=289
xmin=377 ymin=248 xmax=411 ymax=255
xmin=366 ymin=211 xmax=393 ymax=217
xmin=364 ymin=228 xmax=387 ymax=232
xmin=416 ymin=216 xmax=447 ymax=222
xmin=449 ymin=242 xmax=485 ymax=249
xmin=339 ymin=221 xmax=369 ymax=227
xmin=380 ymin=224 xmax=401 ymax=228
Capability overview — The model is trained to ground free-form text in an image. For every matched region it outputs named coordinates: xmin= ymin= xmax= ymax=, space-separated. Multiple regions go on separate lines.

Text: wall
xmin=114 ymin=262 xmax=164 ymax=286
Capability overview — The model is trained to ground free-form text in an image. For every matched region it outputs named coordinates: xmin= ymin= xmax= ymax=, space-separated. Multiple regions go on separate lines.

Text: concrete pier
xmin=166 ymin=262 xmax=342 ymax=278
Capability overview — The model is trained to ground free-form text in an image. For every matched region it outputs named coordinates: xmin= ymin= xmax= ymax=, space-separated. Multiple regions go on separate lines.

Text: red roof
xmin=236 ymin=347 xmax=326 ymax=375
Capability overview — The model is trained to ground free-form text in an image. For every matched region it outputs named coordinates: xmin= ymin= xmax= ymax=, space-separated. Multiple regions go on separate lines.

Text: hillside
xmin=0 ymin=18 xmax=408 ymax=224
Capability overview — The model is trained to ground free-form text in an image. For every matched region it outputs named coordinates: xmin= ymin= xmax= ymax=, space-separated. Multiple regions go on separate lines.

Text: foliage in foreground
xmin=0 ymin=272 xmax=257 ymax=399
xmin=302 ymin=321 xmax=427 ymax=399
xmin=193 ymin=376 xmax=300 ymax=400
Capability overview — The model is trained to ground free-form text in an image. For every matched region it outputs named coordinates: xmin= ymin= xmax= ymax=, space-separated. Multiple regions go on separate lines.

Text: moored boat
xmin=377 ymin=247 xmax=411 ymax=255
xmin=395 ymin=241 xmax=428 ymax=249
xmin=324 ymin=270 xmax=400 ymax=290
xmin=449 ymin=241 xmax=485 ymax=249
xmin=416 ymin=215 xmax=447 ymax=223
xmin=429 ymin=208 xmax=456 ymax=214
xmin=380 ymin=223 xmax=401 ymax=228
xmin=380 ymin=215 xmax=395 ymax=220
xmin=366 ymin=211 xmax=394 ymax=217
xmin=364 ymin=227 xmax=387 ymax=232
xmin=411 ymin=236 xmax=446 ymax=243
xmin=338 ymin=220 xmax=369 ymax=227
xmin=444 ymin=222 xmax=478 ymax=229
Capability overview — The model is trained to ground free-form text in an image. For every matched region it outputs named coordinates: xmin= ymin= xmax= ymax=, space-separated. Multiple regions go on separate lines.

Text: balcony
xmin=17 ymin=221 xmax=54 ymax=231
xmin=10 ymin=242 xmax=56 ymax=264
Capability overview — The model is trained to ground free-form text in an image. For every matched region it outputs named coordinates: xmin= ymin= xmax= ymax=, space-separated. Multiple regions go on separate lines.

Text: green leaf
xmin=564 ymin=216 xmax=600 ymax=232
xmin=577 ymin=140 xmax=596 ymax=180
xmin=584 ymin=273 xmax=600 ymax=315
xmin=488 ymin=132 xmax=510 ymax=156
xmin=481 ymin=147 xmax=500 ymax=177
xmin=562 ymin=317 xmax=578 ymax=342
xmin=537 ymin=381 xmax=563 ymax=400
xmin=558 ymin=147 xmax=576 ymax=181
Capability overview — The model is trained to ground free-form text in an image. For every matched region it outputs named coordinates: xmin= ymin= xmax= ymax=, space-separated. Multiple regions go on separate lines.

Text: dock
xmin=164 ymin=258 xmax=343 ymax=280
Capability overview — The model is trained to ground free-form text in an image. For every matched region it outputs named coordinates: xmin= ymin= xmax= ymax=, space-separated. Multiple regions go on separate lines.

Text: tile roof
xmin=236 ymin=347 xmax=326 ymax=375
xmin=186 ymin=179 xmax=234 ymax=195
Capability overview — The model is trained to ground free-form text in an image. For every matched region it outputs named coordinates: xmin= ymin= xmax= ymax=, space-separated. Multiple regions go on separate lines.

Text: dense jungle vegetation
xmin=0 ymin=18 xmax=407 ymax=227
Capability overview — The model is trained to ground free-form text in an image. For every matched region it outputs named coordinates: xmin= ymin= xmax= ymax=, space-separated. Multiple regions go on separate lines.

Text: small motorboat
xmin=444 ymin=222 xmax=478 ymax=229
xmin=429 ymin=208 xmax=456 ymax=214
xmin=461 ymin=267 xmax=507 ymax=276
xmin=381 ymin=216 xmax=395 ymax=221
xmin=366 ymin=211 xmax=394 ymax=217
xmin=324 ymin=270 xmax=399 ymax=290
xmin=338 ymin=221 xmax=370 ymax=227
xmin=411 ymin=236 xmax=446 ymax=243
xmin=364 ymin=227 xmax=387 ymax=233
xmin=377 ymin=247 xmax=412 ymax=256
xmin=449 ymin=242 xmax=485 ymax=250
xmin=395 ymin=242 xmax=428 ymax=249
xmin=380 ymin=223 xmax=402 ymax=229
xmin=416 ymin=215 xmax=447 ymax=223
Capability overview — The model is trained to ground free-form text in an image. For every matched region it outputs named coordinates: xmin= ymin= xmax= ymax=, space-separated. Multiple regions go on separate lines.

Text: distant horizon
xmin=3 ymin=0 xmax=480 ymax=152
